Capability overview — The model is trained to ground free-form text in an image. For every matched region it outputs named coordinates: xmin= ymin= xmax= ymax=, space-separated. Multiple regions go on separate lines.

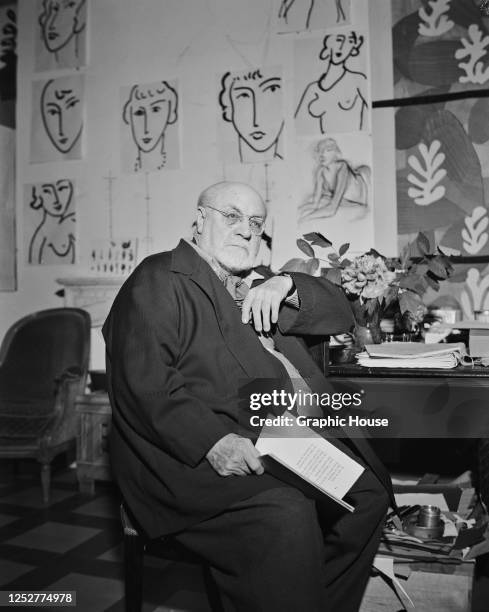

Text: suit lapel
xmin=171 ymin=240 xmax=274 ymax=379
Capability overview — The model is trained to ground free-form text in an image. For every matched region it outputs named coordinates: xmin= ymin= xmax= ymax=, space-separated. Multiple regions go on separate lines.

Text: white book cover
xmin=255 ymin=419 xmax=364 ymax=512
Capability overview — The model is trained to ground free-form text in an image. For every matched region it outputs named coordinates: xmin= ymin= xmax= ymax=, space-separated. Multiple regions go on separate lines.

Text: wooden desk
xmin=76 ymin=392 xmax=112 ymax=494
xmin=327 ymin=364 xmax=489 ymax=441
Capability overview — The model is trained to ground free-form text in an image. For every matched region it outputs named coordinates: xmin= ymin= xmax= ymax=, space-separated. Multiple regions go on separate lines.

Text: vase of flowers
xmin=341 ymin=253 xmax=395 ymax=348
xmin=282 ymin=231 xmax=453 ymax=355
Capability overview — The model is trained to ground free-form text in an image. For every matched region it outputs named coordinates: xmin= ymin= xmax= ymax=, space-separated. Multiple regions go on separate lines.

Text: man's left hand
xmin=241 ymin=275 xmax=294 ymax=332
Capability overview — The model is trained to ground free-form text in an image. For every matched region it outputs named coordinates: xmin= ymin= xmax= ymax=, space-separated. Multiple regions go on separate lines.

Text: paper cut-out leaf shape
xmin=407 ymin=140 xmax=447 ymax=205
xmin=455 ymin=24 xmax=489 ymax=85
xmin=418 ymin=0 xmax=454 ymax=37
xmin=461 ymin=206 xmax=489 ymax=254
xmin=460 ymin=267 xmax=489 ymax=317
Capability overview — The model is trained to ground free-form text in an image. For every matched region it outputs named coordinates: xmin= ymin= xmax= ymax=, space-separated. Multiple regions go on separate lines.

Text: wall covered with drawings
xmin=392 ymin=0 xmax=489 ymax=317
xmin=3 ymin=0 xmax=397 ymax=366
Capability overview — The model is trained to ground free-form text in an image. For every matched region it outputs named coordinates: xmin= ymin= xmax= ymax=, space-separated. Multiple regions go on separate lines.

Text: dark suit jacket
xmin=103 ymin=239 xmax=391 ymax=538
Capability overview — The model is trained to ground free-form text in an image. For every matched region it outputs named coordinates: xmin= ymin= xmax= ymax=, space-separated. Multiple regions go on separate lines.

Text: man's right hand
xmin=206 ymin=433 xmax=265 ymax=476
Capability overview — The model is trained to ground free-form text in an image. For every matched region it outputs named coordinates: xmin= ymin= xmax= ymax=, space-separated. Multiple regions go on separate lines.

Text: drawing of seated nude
xmin=298 ymin=138 xmax=370 ymax=222
xmin=295 ymin=31 xmax=368 ymax=134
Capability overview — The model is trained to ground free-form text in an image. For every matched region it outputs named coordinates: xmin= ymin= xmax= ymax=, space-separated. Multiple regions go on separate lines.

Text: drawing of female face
xmin=40 ymin=180 xmax=73 ymax=217
xmin=127 ymin=85 xmax=177 ymax=153
xmin=39 ymin=0 xmax=85 ymax=53
xmin=321 ymin=33 xmax=360 ymax=65
xmin=41 ymin=78 xmax=83 ymax=154
xmin=318 ymin=142 xmax=340 ymax=165
xmin=229 ymin=75 xmax=283 ymax=154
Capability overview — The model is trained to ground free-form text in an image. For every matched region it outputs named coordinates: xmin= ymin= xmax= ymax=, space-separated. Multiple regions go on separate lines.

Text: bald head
xmin=195 ymin=181 xmax=266 ymax=274
xmin=197 ymin=181 xmax=266 ymax=216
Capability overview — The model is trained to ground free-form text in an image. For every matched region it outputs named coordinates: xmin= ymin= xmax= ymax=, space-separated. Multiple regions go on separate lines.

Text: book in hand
xmin=255 ymin=418 xmax=364 ymax=512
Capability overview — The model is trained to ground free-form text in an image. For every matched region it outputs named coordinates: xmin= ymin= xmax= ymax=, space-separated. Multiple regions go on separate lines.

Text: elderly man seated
xmin=103 ymin=181 xmax=392 ymax=612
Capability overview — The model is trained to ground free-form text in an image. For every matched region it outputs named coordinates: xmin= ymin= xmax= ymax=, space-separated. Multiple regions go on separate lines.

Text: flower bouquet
xmin=282 ymin=231 xmax=453 ymax=347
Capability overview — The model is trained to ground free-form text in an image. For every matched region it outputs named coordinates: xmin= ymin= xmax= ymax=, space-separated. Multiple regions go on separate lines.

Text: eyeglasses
xmin=204 ymin=204 xmax=265 ymax=235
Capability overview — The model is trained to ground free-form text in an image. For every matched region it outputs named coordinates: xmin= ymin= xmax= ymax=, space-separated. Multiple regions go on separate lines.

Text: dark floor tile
xmin=0 ymin=512 xmax=17 ymax=528
xmin=5 ymin=521 xmax=101 ymax=554
xmin=46 ymin=572 xmax=124 ymax=611
xmin=74 ymin=496 xmax=119 ymax=519
xmin=0 ymin=487 xmax=76 ymax=508
xmin=97 ymin=543 xmax=123 ymax=562
xmin=0 ymin=559 xmax=35 ymax=586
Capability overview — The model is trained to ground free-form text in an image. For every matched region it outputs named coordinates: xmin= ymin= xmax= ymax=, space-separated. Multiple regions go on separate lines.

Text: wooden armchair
xmin=0 ymin=308 xmax=90 ymax=502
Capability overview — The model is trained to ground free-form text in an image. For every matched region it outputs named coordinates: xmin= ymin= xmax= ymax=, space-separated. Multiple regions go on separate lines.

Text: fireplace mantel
xmin=57 ymin=276 xmax=125 ymax=327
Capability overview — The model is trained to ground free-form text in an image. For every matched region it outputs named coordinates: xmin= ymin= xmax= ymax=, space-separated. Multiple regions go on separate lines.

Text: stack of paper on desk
xmin=356 ymin=342 xmax=466 ymax=369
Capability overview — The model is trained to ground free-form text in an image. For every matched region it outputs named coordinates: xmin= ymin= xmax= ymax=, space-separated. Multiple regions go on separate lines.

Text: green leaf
xmin=398 ymin=275 xmax=420 ymax=291
xmin=328 ymin=252 xmax=339 ymax=261
xmin=305 ymin=258 xmax=320 ymax=275
xmin=367 ymin=248 xmax=383 ymax=259
xmin=425 ymin=275 xmax=440 ymax=291
xmin=366 ymin=299 xmax=379 ymax=316
xmin=399 ymin=291 xmax=422 ymax=316
xmin=383 ymin=285 xmax=399 ymax=307
xmin=338 ymin=243 xmax=350 ymax=256
xmin=427 ymin=258 xmax=448 ymax=279
xmin=297 ymin=238 xmax=315 ymax=258
xmin=303 ymin=232 xmax=332 ymax=248
xmin=341 ymin=258 xmax=352 ymax=267
xmin=281 ymin=258 xmax=310 ymax=272
xmin=324 ymin=267 xmax=342 ymax=285
xmin=416 ymin=232 xmax=431 ymax=255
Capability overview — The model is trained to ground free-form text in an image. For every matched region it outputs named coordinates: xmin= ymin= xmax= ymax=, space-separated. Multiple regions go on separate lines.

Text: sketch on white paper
xmin=298 ymin=137 xmax=370 ymax=222
xmin=35 ymin=0 xmax=87 ymax=72
xmin=294 ymin=31 xmax=368 ymax=135
xmin=25 ymin=179 xmax=76 ymax=265
xmin=296 ymin=134 xmax=374 ymax=252
xmin=30 ymin=75 xmax=84 ymax=162
xmin=277 ymin=0 xmax=350 ymax=33
xmin=121 ymin=80 xmax=180 ymax=173
xmin=89 ymin=238 xmax=138 ymax=276
xmin=218 ymin=67 xmax=284 ymax=164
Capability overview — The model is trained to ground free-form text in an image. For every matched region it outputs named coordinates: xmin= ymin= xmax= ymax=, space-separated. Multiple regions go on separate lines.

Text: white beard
xmin=216 ymin=246 xmax=257 ymax=274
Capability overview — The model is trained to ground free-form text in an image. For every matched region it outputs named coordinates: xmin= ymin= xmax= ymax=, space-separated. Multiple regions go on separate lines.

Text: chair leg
xmin=202 ymin=565 xmax=223 ymax=612
xmin=124 ymin=533 xmax=145 ymax=612
xmin=40 ymin=463 xmax=51 ymax=504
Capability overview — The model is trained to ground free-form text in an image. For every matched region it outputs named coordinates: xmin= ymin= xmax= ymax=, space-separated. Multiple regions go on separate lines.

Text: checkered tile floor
xmin=3 ymin=460 xmax=489 ymax=611
xmin=0 ymin=461 xmax=211 ymax=612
